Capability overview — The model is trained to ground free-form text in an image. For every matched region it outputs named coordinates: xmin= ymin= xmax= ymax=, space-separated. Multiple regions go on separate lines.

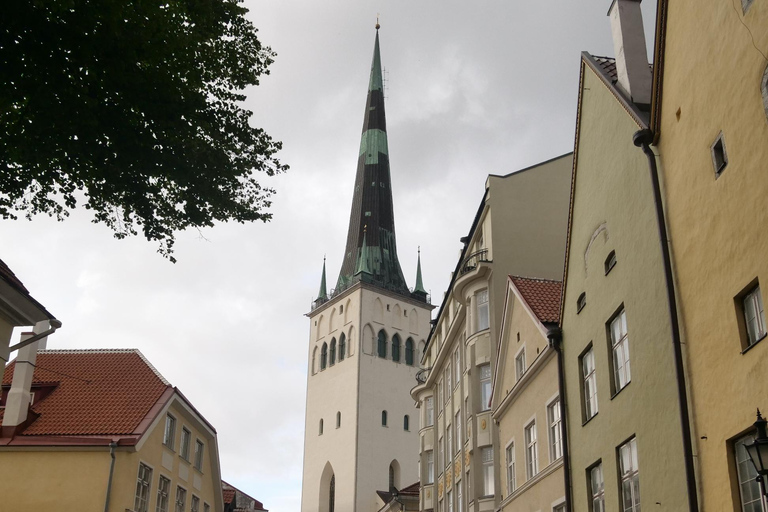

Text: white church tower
xmin=300 ymin=24 xmax=434 ymax=512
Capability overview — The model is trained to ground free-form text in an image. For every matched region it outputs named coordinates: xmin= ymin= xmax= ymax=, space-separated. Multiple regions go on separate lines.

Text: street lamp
xmin=745 ymin=409 xmax=768 ymax=498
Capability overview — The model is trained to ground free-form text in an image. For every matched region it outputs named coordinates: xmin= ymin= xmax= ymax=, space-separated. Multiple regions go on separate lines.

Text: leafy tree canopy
xmin=1 ymin=0 xmax=287 ymax=261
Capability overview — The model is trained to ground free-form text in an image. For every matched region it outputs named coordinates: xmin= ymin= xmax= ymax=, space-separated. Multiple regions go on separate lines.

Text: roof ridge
xmin=37 ymin=349 xmax=171 ymax=386
xmin=510 ymin=275 xmax=562 ymax=284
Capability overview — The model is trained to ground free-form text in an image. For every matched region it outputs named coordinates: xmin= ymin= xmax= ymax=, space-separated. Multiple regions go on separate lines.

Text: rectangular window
xmin=735 ymin=434 xmax=767 ymax=512
xmin=582 ymin=347 xmax=598 ymax=421
xmin=525 ymin=421 xmax=538 ymax=479
xmin=590 ymin=463 xmax=605 ymax=512
xmin=157 ymin=476 xmax=171 ymax=512
xmin=426 ymin=451 xmax=435 ymax=484
xmin=439 ymin=435 xmax=444 ymax=471
xmin=480 ymin=364 xmax=492 ymax=411
xmin=515 ymin=349 xmax=526 ymax=381
xmin=438 ymin=379 xmax=443 ymax=414
xmin=619 ymin=438 xmax=640 ymax=512
xmin=446 ymin=366 xmax=452 ymax=400
xmin=426 ymin=397 xmax=435 ymax=426
xmin=180 ymin=427 xmax=191 ymax=461
xmin=134 ymin=463 xmax=153 ymax=512
xmin=506 ymin=443 xmax=516 ymax=494
xmin=610 ymin=309 xmax=631 ymax=392
xmin=455 ymin=411 xmax=462 ymax=453
xmin=476 ymin=290 xmax=490 ymax=332
xmin=553 ymin=504 xmax=566 ymax=512
xmin=191 ymin=496 xmax=200 ymax=512
xmin=743 ymin=285 xmax=767 ymax=347
xmin=448 ymin=489 xmax=453 ymax=512
xmin=204 ymin=504 xmax=210 ymax=512
xmin=481 ymin=447 xmax=495 ymax=496
xmin=454 ymin=347 xmax=461 ymax=387
xmin=164 ymin=414 xmax=176 ymax=449
xmin=548 ymin=399 xmax=563 ymax=461
xmin=175 ymin=486 xmax=186 ymax=512
xmin=447 ymin=424 xmax=453 ymax=465
xmin=194 ymin=440 xmax=204 ymax=470
xmin=457 ymin=479 xmax=463 ymax=512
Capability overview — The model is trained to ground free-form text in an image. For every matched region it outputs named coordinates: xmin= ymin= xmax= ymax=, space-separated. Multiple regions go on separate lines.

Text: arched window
xmin=336 ymin=411 xmax=341 ymax=428
xmin=392 ymin=334 xmax=401 ymax=362
xmin=312 ymin=346 xmax=318 ymax=375
xmin=329 ymin=475 xmax=335 ymax=512
xmin=330 ymin=338 xmax=336 ymax=366
xmin=405 ymin=338 xmax=414 ymax=366
xmin=382 ymin=410 xmax=388 ymax=426
xmin=389 ymin=465 xmax=395 ymax=492
xmin=404 ymin=414 xmax=409 ymax=431
xmin=319 ymin=419 xmax=324 ymax=435
xmin=321 ymin=343 xmax=328 ymax=370
xmin=378 ymin=330 xmax=387 ymax=358
xmin=339 ymin=333 xmax=346 ymax=361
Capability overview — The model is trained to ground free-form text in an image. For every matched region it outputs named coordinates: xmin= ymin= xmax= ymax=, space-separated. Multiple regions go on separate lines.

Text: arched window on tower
xmin=329 ymin=475 xmax=335 ymax=512
xmin=377 ymin=330 xmax=387 ymax=358
xmin=321 ymin=343 xmax=328 ymax=370
xmin=404 ymin=414 xmax=410 ymax=431
xmin=319 ymin=419 xmax=323 ymax=435
xmin=389 ymin=465 xmax=395 ymax=492
xmin=330 ymin=338 xmax=336 ymax=366
xmin=392 ymin=334 xmax=401 ymax=362
xmin=405 ymin=338 xmax=414 ymax=366
xmin=382 ymin=410 xmax=388 ymax=426
xmin=336 ymin=411 xmax=341 ymax=428
xmin=339 ymin=333 xmax=346 ymax=361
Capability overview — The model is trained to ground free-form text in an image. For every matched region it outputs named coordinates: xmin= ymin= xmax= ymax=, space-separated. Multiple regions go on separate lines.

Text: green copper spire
xmin=414 ymin=247 xmax=426 ymax=294
xmin=317 ymin=256 xmax=328 ymax=302
xmin=355 ymin=228 xmax=372 ymax=276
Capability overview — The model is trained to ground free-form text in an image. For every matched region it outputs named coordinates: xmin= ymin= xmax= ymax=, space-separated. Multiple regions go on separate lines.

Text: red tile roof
xmin=221 ymin=480 xmax=267 ymax=511
xmin=1 ymin=349 xmax=170 ymax=438
xmin=0 ymin=259 xmax=29 ymax=293
xmin=223 ymin=488 xmax=236 ymax=505
xmin=510 ymin=276 xmax=563 ymax=324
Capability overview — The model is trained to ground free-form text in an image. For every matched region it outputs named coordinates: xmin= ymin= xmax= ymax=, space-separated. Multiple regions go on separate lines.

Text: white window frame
xmin=481 ymin=446 xmax=494 ymax=497
xmin=447 ymin=422 xmax=453 ymax=467
xmin=191 ymin=495 xmax=200 ymax=512
xmin=426 ymin=396 xmax=435 ymax=427
xmin=446 ymin=366 xmax=452 ymax=400
xmin=735 ymin=434 xmax=768 ymax=512
xmin=457 ymin=478 xmax=463 ymax=512
xmin=480 ymin=364 xmax=492 ymax=411
xmin=180 ymin=426 xmax=191 ymax=461
xmin=590 ymin=462 xmax=605 ymax=512
xmin=524 ymin=420 xmax=538 ymax=479
xmin=455 ymin=410 xmax=462 ymax=454
xmin=175 ymin=485 xmax=187 ymax=512
xmin=618 ymin=437 xmax=640 ymax=512
xmin=163 ymin=414 xmax=176 ymax=449
xmin=547 ymin=396 xmax=563 ymax=462
xmin=610 ymin=309 xmax=631 ymax=392
xmin=426 ymin=450 xmax=435 ymax=484
xmin=134 ymin=462 xmax=153 ymax=512
xmin=582 ymin=347 xmax=598 ymax=420
xmin=194 ymin=439 xmax=204 ymax=471
xmin=447 ymin=488 xmax=453 ymax=512
xmin=476 ymin=289 xmax=490 ymax=332
xmin=157 ymin=475 xmax=171 ymax=512
xmin=515 ymin=346 xmax=526 ymax=382
xmin=439 ymin=435 xmax=444 ymax=472
xmin=454 ymin=346 xmax=462 ymax=388
xmin=744 ymin=285 xmax=767 ymax=347
xmin=505 ymin=440 xmax=516 ymax=494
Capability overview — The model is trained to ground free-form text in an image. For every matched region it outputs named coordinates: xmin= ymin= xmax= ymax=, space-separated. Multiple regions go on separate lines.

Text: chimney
xmin=608 ymin=0 xmax=652 ymax=105
xmin=2 ymin=320 xmax=50 ymax=430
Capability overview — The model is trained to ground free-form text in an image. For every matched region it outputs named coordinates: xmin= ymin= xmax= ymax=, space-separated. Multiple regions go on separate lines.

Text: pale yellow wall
xmin=657 ymin=0 xmax=768 ymax=508
xmin=561 ymin=64 xmax=690 ymax=511
xmin=0 ymin=399 xmax=221 ymax=512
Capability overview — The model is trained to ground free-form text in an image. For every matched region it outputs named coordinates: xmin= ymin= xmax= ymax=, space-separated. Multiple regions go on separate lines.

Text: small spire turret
xmin=355 ymin=227 xmax=373 ymax=276
xmin=316 ymin=256 xmax=328 ymax=303
xmin=414 ymin=247 xmax=426 ymax=294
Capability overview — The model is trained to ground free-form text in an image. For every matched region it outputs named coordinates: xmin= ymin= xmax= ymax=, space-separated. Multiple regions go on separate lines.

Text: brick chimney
xmin=2 ymin=321 xmax=49 ymax=431
xmin=608 ymin=0 xmax=652 ymax=105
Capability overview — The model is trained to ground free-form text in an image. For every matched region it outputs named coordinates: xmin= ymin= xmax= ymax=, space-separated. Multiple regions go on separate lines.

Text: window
xmin=405 ymin=338 xmax=414 ymax=365
xmin=446 ymin=366 xmax=452 ymax=397
xmin=577 ymin=292 xmax=587 ymax=313
xmin=404 ymin=415 xmax=410 ymax=431
xmin=454 ymin=347 xmax=461 ymax=386
xmin=618 ymin=438 xmax=640 ymax=512
xmin=525 ymin=421 xmax=538 ymax=479
xmin=389 ymin=465 xmax=396 ymax=492
xmin=476 ymin=290 xmax=490 ymax=331
xmin=743 ymin=285 xmax=767 ymax=347
xmin=319 ymin=419 xmax=324 ymax=435
xmin=582 ymin=347 xmax=598 ymax=420
xmin=426 ymin=397 xmax=434 ymax=426
xmin=590 ymin=463 xmax=605 ymax=512
xmin=711 ymin=131 xmax=728 ymax=177
xmin=439 ymin=435 xmax=444 ymax=470
xmin=157 ymin=476 xmax=171 ymax=512
xmin=447 ymin=489 xmax=453 ymax=512
xmin=382 ymin=410 xmax=388 ymax=426
xmin=481 ymin=447 xmax=494 ymax=496
xmin=438 ymin=379 xmax=443 ymax=414
xmin=330 ymin=338 xmax=336 ymax=366
xmin=163 ymin=415 xmax=176 ymax=449
xmin=321 ymin=343 xmax=328 ymax=370
xmin=204 ymin=505 xmax=210 ymax=512
xmin=447 ymin=423 xmax=453 ymax=464
xmin=548 ymin=399 xmax=563 ymax=461
xmin=506 ymin=443 xmax=516 ymax=493
xmin=457 ymin=479 xmax=463 ymax=512
xmin=610 ymin=309 xmax=631 ymax=392
xmin=191 ymin=496 xmax=200 ymax=512
xmin=175 ymin=486 xmax=187 ymax=512
xmin=329 ymin=475 xmax=335 ymax=512
xmin=134 ymin=463 xmax=153 ymax=512
xmin=392 ymin=334 xmax=401 ymax=362
xmin=605 ymin=251 xmax=617 ymax=275
xmin=455 ymin=411 xmax=462 ymax=453
xmin=763 ymin=65 xmax=768 ymax=121
xmin=515 ymin=349 xmax=526 ymax=381
xmin=426 ymin=451 xmax=434 ymax=484
xmin=553 ymin=504 xmax=566 ymax=512
xmin=180 ymin=427 xmax=191 ymax=461
xmin=735 ymin=434 xmax=767 ymax=512
xmin=339 ymin=333 xmax=346 ymax=361
xmin=194 ymin=440 xmax=204 ymax=470
xmin=480 ymin=364 xmax=492 ymax=411
xmin=378 ymin=330 xmax=387 ymax=358
xmin=336 ymin=411 xmax=341 ymax=428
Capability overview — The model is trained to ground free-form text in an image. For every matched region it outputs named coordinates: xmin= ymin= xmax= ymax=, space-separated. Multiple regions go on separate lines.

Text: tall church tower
xmin=301 ymin=25 xmax=433 ymax=512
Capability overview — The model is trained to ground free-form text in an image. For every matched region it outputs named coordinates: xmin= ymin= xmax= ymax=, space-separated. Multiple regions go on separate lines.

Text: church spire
xmin=414 ymin=247 xmax=426 ymax=294
xmin=317 ymin=256 xmax=328 ymax=302
xmin=336 ymin=25 xmax=409 ymax=296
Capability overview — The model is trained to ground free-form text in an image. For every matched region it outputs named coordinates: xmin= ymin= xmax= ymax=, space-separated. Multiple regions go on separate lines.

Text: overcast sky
xmin=0 ymin=1 xmax=656 ymax=510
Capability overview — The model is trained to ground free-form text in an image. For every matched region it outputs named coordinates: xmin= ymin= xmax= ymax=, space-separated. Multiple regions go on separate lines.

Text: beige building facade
xmin=411 ymin=154 xmax=572 ymax=512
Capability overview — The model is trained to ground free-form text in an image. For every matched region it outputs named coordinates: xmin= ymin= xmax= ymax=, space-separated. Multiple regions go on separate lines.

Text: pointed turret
xmin=414 ymin=248 xmax=426 ymax=294
xmin=354 ymin=228 xmax=373 ymax=276
xmin=336 ymin=25 xmax=410 ymax=296
xmin=316 ymin=257 xmax=328 ymax=303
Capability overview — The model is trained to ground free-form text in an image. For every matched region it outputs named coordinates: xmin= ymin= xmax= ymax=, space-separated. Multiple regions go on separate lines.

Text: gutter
xmin=104 ymin=441 xmax=118 ymax=512
xmin=633 ymin=129 xmax=699 ymax=512
xmin=547 ymin=327 xmax=571 ymax=512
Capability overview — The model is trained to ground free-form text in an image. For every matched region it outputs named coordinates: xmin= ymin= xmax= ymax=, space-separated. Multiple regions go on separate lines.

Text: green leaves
xmin=1 ymin=0 xmax=286 ymax=261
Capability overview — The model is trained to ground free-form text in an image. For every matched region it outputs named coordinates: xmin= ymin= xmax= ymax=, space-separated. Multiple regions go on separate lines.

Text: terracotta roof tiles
xmin=510 ymin=276 xmax=563 ymax=324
